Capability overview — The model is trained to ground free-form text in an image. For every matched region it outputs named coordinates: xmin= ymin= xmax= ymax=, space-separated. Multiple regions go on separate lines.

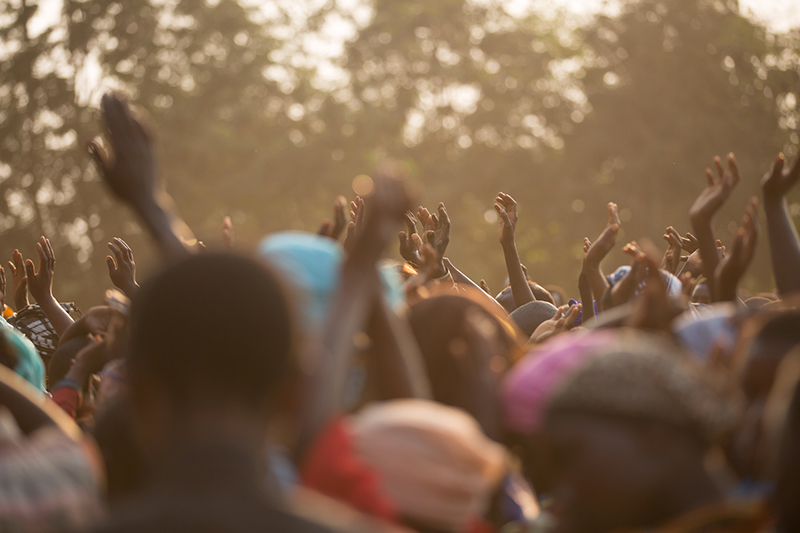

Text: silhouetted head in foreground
xmin=127 ymin=253 xmax=294 ymax=454
xmin=541 ymin=332 xmax=742 ymax=533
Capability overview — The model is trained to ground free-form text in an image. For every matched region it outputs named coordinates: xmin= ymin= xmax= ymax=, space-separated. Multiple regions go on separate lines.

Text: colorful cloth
xmin=0 ymin=408 xmax=104 ymax=532
xmin=501 ymin=330 xmax=617 ymax=435
xmin=0 ymin=318 xmax=45 ymax=393
xmin=546 ymin=331 xmax=743 ymax=445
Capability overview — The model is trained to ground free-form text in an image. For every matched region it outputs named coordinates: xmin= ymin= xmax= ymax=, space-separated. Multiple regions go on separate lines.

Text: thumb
xmin=24 ymin=259 xmax=35 ymax=280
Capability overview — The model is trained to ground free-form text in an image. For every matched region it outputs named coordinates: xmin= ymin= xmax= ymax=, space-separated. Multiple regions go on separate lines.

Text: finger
xmin=398 ymin=231 xmax=408 ymax=246
xmin=608 ymin=202 xmax=620 ymax=226
xmin=36 ymin=242 xmax=46 ymax=269
xmin=553 ymin=307 xmax=564 ymax=320
xmin=25 ymin=259 xmax=35 ymax=280
xmin=45 ymin=237 xmax=55 ymax=262
xmin=86 ymin=140 xmax=110 ymax=175
xmin=12 ymin=249 xmax=24 ymax=272
xmin=520 ymin=263 xmax=529 ymax=280
xmin=479 ymin=280 xmax=491 ymax=294
xmin=425 ymin=230 xmax=435 ymax=245
xmin=317 ymin=221 xmax=332 ymax=236
xmin=770 ymin=153 xmax=786 ymax=182
xmin=727 ymin=152 xmax=739 ymax=186
xmin=7 ymin=260 xmax=15 ymax=276
xmin=411 ymin=233 xmax=423 ymax=250
xmin=430 ymin=212 xmax=439 ymax=229
xmin=108 ymin=241 xmax=125 ymax=264
xmin=438 ymin=203 xmax=450 ymax=229
xmin=116 ymin=237 xmax=133 ymax=259
xmin=404 ymin=212 xmax=417 ymax=235
xmin=106 ymin=255 xmax=117 ymax=276
xmin=713 ymin=156 xmax=724 ymax=181
xmin=705 ymin=168 xmax=715 ymax=187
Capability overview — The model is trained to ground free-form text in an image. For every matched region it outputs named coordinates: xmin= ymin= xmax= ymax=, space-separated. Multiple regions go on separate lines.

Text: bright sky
xmin=27 ymin=0 xmax=800 ymax=39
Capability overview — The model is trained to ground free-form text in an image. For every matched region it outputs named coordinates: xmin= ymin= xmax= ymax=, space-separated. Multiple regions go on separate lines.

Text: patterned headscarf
xmin=546 ymin=330 xmax=742 ymax=445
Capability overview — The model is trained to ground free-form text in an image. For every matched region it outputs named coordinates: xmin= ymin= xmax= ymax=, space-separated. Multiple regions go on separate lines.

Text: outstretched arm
xmin=24 ymin=237 xmax=74 ymax=336
xmin=762 ymin=153 xmax=800 ymax=296
xmin=89 ymin=94 xmax=192 ymax=262
xmin=582 ymin=203 xmax=621 ymax=310
xmin=495 ymin=192 xmax=535 ymax=308
xmin=689 ymin=153 xmax=739 ymax=299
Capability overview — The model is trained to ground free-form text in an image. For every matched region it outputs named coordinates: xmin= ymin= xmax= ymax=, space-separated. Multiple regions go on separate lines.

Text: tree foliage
xmin=0 ymin=0 xmax=798 ymax=305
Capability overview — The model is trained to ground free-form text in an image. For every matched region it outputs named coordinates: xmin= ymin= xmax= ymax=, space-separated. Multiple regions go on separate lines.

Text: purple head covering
xmin=500 ymin=329 xmax=618 ymax=435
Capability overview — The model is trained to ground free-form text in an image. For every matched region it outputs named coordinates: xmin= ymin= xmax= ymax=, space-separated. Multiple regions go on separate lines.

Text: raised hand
xmin=25 ymin=236 xmax=55 ymax=305
xmin=317 ymin=197 xmax=347 ymax=242
xmin=714 ymin=198 xmax=759 ymax=301
xmin=582 ymin=202 xmax=621 ymax=310
xmin=22 ymin=237 xmax=73 ymax=336
xmin=342 ymin=196 xmax=365 ymax=253
xmin=494 ymin=192 xmax=534 ymax=308
xmin=625 ymin=245 xmax=683 ymax=331
xmin=530 ymin=304 xmax=581 ymax=344
xmin=494 ymin=193 xmax=518 ymax=245
xmin=661 ymin=226 xmax=683 ymax=274
xmin=584 ymin=202 xmax=621 ymax=267
xmin=690 ymin=154 xmax=740 ymax=224
xmin=762 ymin=152 xmax=800 ymax=201
xmin=681 ymin=232 xmax=699 ymax=254
xmin=106 ymin=237 xmax=139 ymax=298
xmin=689 ymin=153 xmax=740 ymax=298
xmin=417 ymin=203 xmax=451 ymax=258
xmin=398 ymin=211 xmax=422 ymax=265
xmin=88 ymin=94 xmax=156 ymax=208
xmin=7 ymin=249 xmax=29 ymax=310
xmin=761 ymin=153 xmax=800 ymax=296
xmin=349 ymin=175 xmax=413 ymax=266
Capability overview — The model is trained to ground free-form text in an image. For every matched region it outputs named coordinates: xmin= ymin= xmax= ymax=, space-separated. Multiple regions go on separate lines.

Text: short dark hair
xmin=128 ymin=253 xmax=294 ymax=412
xmin=509 ymin=301 xmax=558 ymax=337
xmin=496 ymin=283 xmax=555 ymax=312
xmin=47 ymin=336 xmax=94 ymax=389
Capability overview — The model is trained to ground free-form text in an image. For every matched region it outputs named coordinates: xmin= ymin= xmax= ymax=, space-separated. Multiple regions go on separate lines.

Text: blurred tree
xmin=0 ymin=0 xmax=798 ymax=307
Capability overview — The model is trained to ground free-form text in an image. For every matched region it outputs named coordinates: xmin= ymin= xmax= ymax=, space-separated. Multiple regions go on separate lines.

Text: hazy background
xmin=1 ymin=0 xmax=799 ymax=307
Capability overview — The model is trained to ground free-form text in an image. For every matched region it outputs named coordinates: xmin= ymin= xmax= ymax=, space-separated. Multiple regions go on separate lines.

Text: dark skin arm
xmin=7 ymin=249 xmax=29 ymax=310
xmin=689 ymin=153 xmax=740 ymax=300
xmin=442 ymin=257 xmax=508 ymax=315
xmin=106 ymin=237 xmax=139 ymax=298
xmin=761 ymin=153 xmax=800 ymax=296
xmin=495 ymin=192 xmax=535 ymax=308
xmin=89 ymin=93 xmax=192 ymax=262
xmin=299 ymin=172 xmax=431 ymax=457
xmin=714 ymin=198 xmax=759 ymax=302
xmin=583 ymin=202 xmax=621 ymax=309
xmin=24 ymin=237 xmax=74 ymax=336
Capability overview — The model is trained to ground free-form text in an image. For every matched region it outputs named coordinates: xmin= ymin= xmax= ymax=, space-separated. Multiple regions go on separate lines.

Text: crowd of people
xmin=1 ymin=91 xmax=800 ymax=533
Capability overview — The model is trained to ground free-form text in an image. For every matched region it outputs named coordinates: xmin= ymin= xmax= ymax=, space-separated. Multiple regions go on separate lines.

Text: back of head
xmin=546 ymin=331 xmax=741 ymax=447
xmin=128 ymin=253 xmax=293 ymax=414
xmin=496 ymin=283 xmax=555 ymax=313
xmin=48 ymin=336 xmax=94 ymax=389
xmin=408 ymin=294 xmax=512 ymax=426
xmin=509 ymin=301 xmax=558 ymax=338
xmin=351 ymin=399 xmax=506 ymax=533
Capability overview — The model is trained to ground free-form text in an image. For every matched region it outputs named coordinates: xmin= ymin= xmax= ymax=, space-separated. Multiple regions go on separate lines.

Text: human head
xmin=127 ymin=253 xmax=294 ymax=448
xmin=495 ymin=282 xmax=555 ymax=312
xmin=508 ymin=301 xmax=558 ymax=338
xmin=408 ymin=290 xmax=521 ymax=438
xmin=48 ymin=336 xmax=94 ymax=390
xmin=542 ymin=332 xmax=740 ymax=532
xmin=350 ymin=399 xmax=506 ymax=532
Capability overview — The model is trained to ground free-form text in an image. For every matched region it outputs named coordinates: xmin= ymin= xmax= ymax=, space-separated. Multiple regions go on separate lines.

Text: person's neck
xmin=146 ymin=409 xmax=272 ymax=495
